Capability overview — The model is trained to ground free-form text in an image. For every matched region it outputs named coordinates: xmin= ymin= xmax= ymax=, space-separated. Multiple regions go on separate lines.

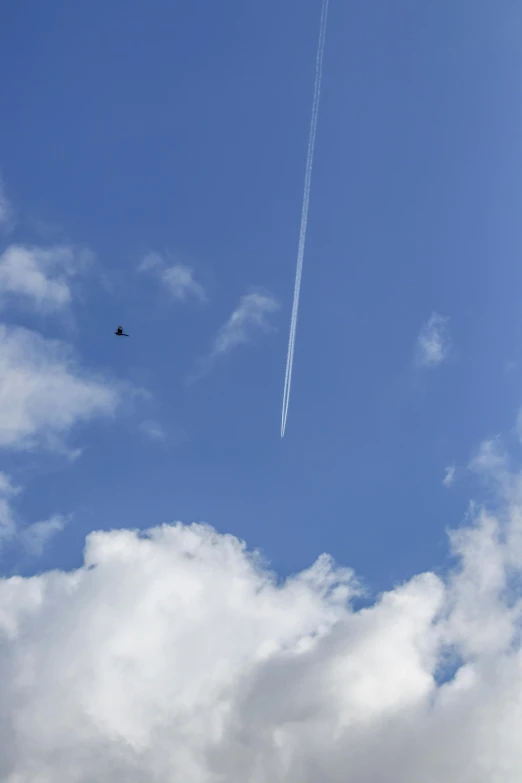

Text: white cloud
xmin=469 ymin=436 xmax=515 ymax=499
xmin=0 ymin=324 xmax=120 ymax=451
xmin=2 ymin=441 xmax=522 ymax=780
xmin=0 ymin=475 xmax=67 ymax=555
xmin=21 ymin=514 xmax=70 ymax=557
xmin=443 ymin=465 xmax=456 ymax=487
xmin=188 ymin=291 xmax=279 ymax=382
xmin=212 ymin=292 xmax=279 ymax=356
xmin=0 ymin=472 xmax=19 ymax=541
xmin=139 ymin=420 xmax=165 ymax=441
xmin=515 ymin=408 xmax=522 ymax=443
xmin=139 ymin=252 xmax=206 ymax=302
xmin=0 ymin=177 xmax=15 ymax=232
xmin=162 ymin=265 xmax=206 ymax=302
xmin=415 ymin=312 xmax=451 ymax=367
xmin=0 ymin=244 xmax=90 ymax=312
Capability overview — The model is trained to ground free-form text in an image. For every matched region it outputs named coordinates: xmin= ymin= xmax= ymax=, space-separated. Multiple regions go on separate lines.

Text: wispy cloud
xmin=0 ymin=177 xmax=15 ymax=232
xmin=470 ymin=436 xmax=508 ymax=478
xmin=443 ymin=465 xmax=456 ymax=487
xmin=415 ymin=312 xmax=451 ymax=367
xmin=515 ymin=408 xmax=522 ymax=444
xmin=0 ymin=324 xmax=120 ymax=452
xmin=0 ymin=244 xmax=91 ymax=313
xmin=212 ymin=292 xmax=279 ymax=356
xmin=189 ymin=291 xmax=279 ymax=381
xmin=139 ymin=419 xmax=165 ymax=442
xmin=468 ymin=436 xmax=515 ymax=498
xmin=0 ymin=472 xmax=69 ymax=556
xmin=21 ymin=514 xmax=70 ymax=557
xmin=139 ymin=252 xmax=206 ymax=302
xmin=0 ymin=472 xmax=20 ymax=542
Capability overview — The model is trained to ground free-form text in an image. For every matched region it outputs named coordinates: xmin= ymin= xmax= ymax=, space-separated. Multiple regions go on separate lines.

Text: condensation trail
xmin=281 ymin=0 xmax=330 ymax=438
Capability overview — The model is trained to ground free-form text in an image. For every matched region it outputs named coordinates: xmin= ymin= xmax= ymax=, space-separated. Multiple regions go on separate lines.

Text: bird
xmin=114 ymin=325 xmax=129 ymax=336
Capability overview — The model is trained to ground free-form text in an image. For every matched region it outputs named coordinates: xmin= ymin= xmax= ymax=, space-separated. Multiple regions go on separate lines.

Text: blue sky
xmin=4 ymin=2 xmax=522 ymax=779
xmin=1 ymin=0 xmax=522 ymax=587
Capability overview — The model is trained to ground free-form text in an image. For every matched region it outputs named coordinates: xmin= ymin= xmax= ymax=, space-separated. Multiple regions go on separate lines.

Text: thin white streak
xmin=281 ymin=0 xmax=329 ymax=437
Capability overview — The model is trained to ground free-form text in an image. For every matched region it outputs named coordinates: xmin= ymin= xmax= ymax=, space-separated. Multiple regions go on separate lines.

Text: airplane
xmin=114 ymin=325 xmax=129 ymax=336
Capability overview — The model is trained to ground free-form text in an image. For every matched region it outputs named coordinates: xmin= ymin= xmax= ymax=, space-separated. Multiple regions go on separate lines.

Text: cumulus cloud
xmin=0 ymin=244 xmax=90 ymax=312
xmin=2 ymin=439 xmax=522 ymax=780
xmin=139 ymin=252 xmax=206 ymax=302
xmin=0 ymin=324 xmax=120 ymax=450
xmin=0 ymin=177 xmax=15 ymax=232
xmin=415 ymin=312 xmax=451 ymax=367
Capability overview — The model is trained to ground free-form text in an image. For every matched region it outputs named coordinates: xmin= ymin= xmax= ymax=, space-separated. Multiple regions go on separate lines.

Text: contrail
xmin=281 ymin=0 xmax=330 ymax=438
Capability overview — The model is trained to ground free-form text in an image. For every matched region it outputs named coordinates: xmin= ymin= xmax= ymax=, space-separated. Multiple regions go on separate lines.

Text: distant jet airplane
xmin=114 ymin=326 xmax=129 ymax=336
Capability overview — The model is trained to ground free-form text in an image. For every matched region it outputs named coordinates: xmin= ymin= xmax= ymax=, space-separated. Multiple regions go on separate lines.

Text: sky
xmin=1 ymin=0 xmax=522 ymax=780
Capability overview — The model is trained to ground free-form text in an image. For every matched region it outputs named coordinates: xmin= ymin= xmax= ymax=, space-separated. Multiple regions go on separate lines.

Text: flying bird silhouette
xmin=114 ymin=325 xmax=129 ymax=336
